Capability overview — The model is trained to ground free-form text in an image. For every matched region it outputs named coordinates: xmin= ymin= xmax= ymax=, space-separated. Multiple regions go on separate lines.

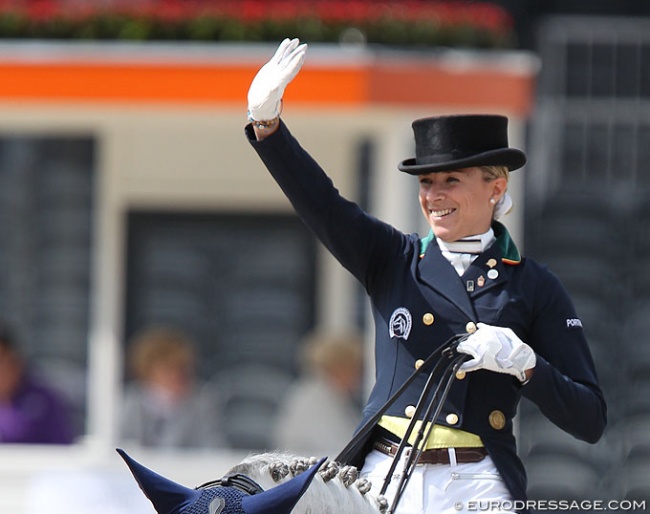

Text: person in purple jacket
xmin=0 ymin=323 xmax=75 ymax=444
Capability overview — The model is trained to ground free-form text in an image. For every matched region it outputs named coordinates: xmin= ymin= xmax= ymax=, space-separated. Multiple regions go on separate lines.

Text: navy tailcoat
xmin=246 ymin=122 xmax=607 ymax=506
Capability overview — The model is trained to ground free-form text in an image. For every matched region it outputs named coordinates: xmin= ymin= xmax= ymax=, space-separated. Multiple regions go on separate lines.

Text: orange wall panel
xmin=0 ymin=52 xmax=535 ymax=115
xmin=369 ymin=64 xmax=534 ymax=115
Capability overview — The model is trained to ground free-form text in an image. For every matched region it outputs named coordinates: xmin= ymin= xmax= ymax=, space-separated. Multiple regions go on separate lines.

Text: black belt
xmin=373 ymin=437 xmax=487 ymax=465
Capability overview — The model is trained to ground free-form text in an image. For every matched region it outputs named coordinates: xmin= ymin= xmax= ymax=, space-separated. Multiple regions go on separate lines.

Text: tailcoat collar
xmin=416 ymin=222 xmax=522 ymax=320
xmin=419 ymin=221 xmax=521 ymax=264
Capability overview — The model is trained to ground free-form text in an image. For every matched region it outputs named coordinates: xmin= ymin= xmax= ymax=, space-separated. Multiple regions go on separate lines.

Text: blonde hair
xmin=480 ymin=165 xmax=509 ymax=182
xmin=127 ymin=327 xmax=196 ymax=381
xmin=480 ymin=165 xmax=512 ymax=219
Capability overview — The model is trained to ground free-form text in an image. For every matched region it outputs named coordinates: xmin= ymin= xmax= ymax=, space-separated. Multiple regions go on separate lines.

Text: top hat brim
xmin=398 ymin=148 xmax=526 ymax=175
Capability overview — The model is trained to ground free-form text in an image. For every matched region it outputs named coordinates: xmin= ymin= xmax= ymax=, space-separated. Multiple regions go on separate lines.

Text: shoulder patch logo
xmin=566 ymin=318 xmax=583 ymax=328
xmin=389 ymin=307 xmax=412 ymax=340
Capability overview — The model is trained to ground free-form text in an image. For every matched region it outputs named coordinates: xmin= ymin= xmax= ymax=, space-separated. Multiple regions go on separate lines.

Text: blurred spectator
xmin=120 ymin=326 xmax=223 ymax=449
xmin=0 ymin=323 xmax=75 ymax=444
xmin=272 ymin=330 xmax=364 ymax=456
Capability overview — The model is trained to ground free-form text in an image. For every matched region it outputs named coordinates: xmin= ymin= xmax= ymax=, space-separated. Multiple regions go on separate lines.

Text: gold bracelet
xmin=248 ymin=112 xmax=279 ymax=130
xmin=252 ymin=118 xmax=279 ymax=130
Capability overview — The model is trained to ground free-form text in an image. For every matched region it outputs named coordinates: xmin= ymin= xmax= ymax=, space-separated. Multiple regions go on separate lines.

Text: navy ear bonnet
xmin=184 ymin=485 xmax=247 ymax=514
xmin=117 ymin=449 xmax=325 ymax=514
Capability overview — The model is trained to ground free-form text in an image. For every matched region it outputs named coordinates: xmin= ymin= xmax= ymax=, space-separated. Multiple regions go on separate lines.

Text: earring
xmin=490 ymin=198 xmax=496 ymax=205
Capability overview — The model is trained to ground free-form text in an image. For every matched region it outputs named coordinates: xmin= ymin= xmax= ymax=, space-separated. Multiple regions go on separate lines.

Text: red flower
xmin=0 ymin=0 xmax=514 ymax=46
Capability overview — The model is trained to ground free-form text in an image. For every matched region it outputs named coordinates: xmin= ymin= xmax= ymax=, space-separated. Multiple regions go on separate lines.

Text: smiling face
xmin=418 ymin=167 xmax=507 ymax=242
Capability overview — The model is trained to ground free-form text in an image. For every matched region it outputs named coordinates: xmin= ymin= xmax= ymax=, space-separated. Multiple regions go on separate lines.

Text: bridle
xmin=196 ymin=474 xmax=265 ymax=496
xmin=380 ymin=339 xmax=470 ymax=512
xmin=336 ymin=332 xmax=471 ymax=514
xmin=197 ymin=333 xmax=471 ymax=514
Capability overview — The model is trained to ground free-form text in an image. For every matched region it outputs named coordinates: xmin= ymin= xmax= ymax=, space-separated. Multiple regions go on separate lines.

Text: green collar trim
xmin=419 ymin=221 xmax=521 ymax=264
xmin=419 ymin=230 xmax=436 ymax=257
xmin=492 ymin=221 xmax=522 ymax=263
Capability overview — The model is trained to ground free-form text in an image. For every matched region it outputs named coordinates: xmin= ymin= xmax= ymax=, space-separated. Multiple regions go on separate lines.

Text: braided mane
xmin=226 ymin=453 xmax=388 ymax=514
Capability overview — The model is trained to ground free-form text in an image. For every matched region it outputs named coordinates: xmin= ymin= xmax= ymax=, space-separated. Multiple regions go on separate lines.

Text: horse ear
xmin=117 ymin=448 xmax=201 ymax=514
xmin=241 ymin=457 xmax=326 ymax=514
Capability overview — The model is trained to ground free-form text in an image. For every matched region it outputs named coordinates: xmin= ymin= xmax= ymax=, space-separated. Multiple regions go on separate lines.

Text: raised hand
xmin=248 ymin=38 xmax=308 ymax=123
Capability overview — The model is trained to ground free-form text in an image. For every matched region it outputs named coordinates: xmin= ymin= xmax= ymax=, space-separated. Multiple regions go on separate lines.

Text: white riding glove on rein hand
xmin=457 ymin=323 xmax=536 ymax=382
xmin=247 ymin=38 xmax=308 ymax=123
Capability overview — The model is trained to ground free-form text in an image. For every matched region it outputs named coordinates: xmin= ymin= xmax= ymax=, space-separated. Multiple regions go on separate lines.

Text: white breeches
xmin=360 ymin=449 xmax=515 ymax=514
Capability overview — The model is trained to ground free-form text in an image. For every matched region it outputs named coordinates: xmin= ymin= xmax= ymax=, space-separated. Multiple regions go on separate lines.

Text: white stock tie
xmin=437 ymin=230 xmax=495 ymax=276
xmin=448 ymin=252 xmax=475 ymax=276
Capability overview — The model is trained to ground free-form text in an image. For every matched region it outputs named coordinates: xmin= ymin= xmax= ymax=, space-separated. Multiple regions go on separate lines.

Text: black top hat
xmin=398 ymin=114 xmax=526 ymax=175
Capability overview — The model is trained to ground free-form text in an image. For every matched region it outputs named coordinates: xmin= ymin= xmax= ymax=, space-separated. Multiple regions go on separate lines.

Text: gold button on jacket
xmin=489 ymin=410 xmax=506 ymax=430
xmin=446 ymin=413 xmax=459 ymax=425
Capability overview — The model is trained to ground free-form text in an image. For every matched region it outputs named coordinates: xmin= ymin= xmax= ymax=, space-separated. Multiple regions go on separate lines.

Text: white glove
xmin=247 ymin=38 xmax=308 ymax=122
xmin=457 ymin=323 xmax=536 ymax=382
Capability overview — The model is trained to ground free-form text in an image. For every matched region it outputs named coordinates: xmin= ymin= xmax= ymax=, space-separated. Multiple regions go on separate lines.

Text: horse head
xmin=117 ymin=449 xmax=325 ymax=514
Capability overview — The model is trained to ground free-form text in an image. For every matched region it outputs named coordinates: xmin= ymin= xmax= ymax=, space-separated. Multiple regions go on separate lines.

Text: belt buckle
xmin=403 ymin=445 xmax=438 ymax=465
